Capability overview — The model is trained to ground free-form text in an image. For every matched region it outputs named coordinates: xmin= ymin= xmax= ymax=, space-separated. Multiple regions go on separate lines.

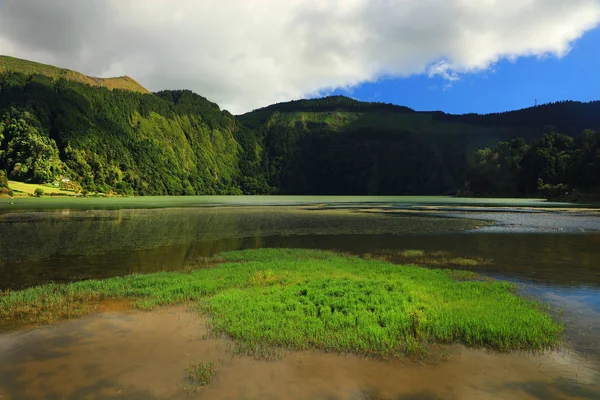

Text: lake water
xmin=0 ymin=196 xmax=599 ymax=399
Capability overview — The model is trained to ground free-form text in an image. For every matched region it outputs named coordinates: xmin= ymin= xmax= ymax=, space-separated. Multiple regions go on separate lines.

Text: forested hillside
xmin=465 ymin=130 xmax=600 ymax=199
xmin=435 ymin=100 xmax=600 ymax=137
xmin=238 ymin=97 xmax=600 ymax=195
xmin=1 ymin=56 xmax=600 ymax=197
xmin=0 ymin=63 xmax=268 ymax=195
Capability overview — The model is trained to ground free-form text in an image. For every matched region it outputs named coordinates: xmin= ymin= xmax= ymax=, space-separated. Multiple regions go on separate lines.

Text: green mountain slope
xmin=1 ymin=56 xmax=599 ymax=196
xmin=0 ymin=55 xmax=149 ymax=94
xmin=239 ymin=96 xmax=600 ymax=195
xmin=0 ymin=69 xmax=261 ymax=195
xmin=239 ymin=98 xmax=530 ymax=194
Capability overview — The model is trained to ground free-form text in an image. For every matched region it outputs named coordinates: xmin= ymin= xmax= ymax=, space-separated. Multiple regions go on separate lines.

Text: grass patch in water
xmin=365 ymin=249 xmax=490 ymax=269
xmin=0 ymin=249 xmax=562 ymax=357
xmin=186 ymin=360 xmax=217 ymax=386
xmin=399 ymin=250 xmax=425 ymax=257
xmin=448 ymin=257 xmax=481 ymax=267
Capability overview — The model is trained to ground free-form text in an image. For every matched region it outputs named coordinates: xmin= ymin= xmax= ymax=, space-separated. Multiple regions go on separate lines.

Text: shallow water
xmin=0 ymin=195 xmax=576 ymax=213
xmin=0 ymin=306 xmax=598 ymax=400
xmin=0 ymin=198 xmax=600 ymax=399
xmin=0 ymin=206 xmax=491 ymax=289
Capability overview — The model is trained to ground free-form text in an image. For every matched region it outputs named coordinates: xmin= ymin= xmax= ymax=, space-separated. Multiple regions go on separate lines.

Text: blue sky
xmin=330 ymin=27 xmax=600 ymax=115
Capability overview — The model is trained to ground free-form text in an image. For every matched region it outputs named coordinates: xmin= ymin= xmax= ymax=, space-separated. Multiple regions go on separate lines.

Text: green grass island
xmin=0 ymin=248 xmax=563 ymax=359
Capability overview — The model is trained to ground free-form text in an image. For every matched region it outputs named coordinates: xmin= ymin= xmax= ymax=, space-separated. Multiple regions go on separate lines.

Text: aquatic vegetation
xmin=446 ymin=270 xmax=482 ymax=281
xmin=448 ymin=258 xmax=480 ymax=267
xmin=367 ymin=249 xmax=490 ymax=269
xmin=400 ymin=250 xmax=425 ymax=257
xmin=0 ymin=249 xmax=562 ymax=357
xmin=186 ymin=360 xmax=217 ymax=386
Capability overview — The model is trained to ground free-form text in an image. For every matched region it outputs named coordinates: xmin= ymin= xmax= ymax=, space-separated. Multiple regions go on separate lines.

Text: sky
xmin=0 ymin=0 xmax=599 ymax=115
xmin=329 ymin=26 xmax=600 ymax=114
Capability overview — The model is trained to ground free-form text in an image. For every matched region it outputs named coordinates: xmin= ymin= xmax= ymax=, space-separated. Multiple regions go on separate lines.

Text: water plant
xmin=400 ymin=249 xmax=425 ymax=257
xmin=449 ymin=257 xmax=480 ymax=267
xmin=366 ymin=249 xmax=490 ymax=268
xmin=186 ymin=360 xmax=217 ymax=386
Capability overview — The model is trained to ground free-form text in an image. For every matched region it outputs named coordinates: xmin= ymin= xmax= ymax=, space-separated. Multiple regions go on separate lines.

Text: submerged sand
xmin=0 ymin=305 xmax=598 ymax=400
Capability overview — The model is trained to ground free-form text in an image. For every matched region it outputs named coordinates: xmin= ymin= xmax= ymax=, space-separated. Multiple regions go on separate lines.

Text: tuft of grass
xmin=367 ymin=249 xmax=490 ymax=269
xmin=0 ymin=249 xmax=562 ymax=357
xmin=186 ymin=360 xmax=217 ymax=386
xmin=228 ymin=340 xmax=285 ymax=361
xmin=449 ymin=258 xmax=480 ymax=267
xmin=399 ymin=250 xmax=425 ymax=257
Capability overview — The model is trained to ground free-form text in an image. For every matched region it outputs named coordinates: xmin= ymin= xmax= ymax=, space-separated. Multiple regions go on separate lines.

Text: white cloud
xmin=0 ymin=0 xmax=599 ymax=113
xmin=428 ymin=61 xmax=460 ymax=82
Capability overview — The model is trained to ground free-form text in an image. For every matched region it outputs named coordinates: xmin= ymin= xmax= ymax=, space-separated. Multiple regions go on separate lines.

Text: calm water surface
xmin=0 ymin=196 xmax=599 ymax=399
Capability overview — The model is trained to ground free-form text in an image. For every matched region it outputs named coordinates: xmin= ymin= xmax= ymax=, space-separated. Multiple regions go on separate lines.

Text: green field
xmin=0 ymin=249 xmax=562 ymax=357
xmin=7 ymin=180 xmax=75 ymax=196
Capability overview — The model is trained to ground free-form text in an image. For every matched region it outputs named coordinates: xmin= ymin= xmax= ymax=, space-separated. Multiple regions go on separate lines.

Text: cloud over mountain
xmin=1 ymin=0 xmax=599 ymax=113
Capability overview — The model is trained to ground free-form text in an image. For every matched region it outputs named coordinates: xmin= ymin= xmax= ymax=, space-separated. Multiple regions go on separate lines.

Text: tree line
xmin=465 ymin=130 xmax=600 ymax=199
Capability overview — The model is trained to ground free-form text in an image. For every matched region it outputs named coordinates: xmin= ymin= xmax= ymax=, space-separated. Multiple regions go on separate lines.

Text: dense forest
xmin=465 ymin=130 xmax=600 ymax=199
xmin=0 ymin=70 xmax=268 ymax=195
xmin=239 ymin=98 xmax=600 ymax=196
xmin=1 ymin=56 xmax=600 ymax=197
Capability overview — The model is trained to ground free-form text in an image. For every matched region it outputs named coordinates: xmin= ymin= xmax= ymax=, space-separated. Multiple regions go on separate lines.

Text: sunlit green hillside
xmin=1 ymin=56 xmax=599 ymax=196
xmin=0 ymin=55 xmax=149 ymax=93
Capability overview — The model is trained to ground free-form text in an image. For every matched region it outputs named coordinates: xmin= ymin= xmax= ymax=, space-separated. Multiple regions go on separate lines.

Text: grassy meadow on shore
xmin=0 ymin=249 xmax=562 ymax=357
xmin=6 ymin=180 xmax=75 ymax=196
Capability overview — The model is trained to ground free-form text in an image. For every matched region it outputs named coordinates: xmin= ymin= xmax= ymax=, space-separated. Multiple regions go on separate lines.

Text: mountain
xmin=0 ymin=56 xmax=149 ymax=94
xmin=0 ymin=57 xmax=252 ymax=195
xmin=239 ymin=97 xmax=600 ymax=195
xmin=434 ymin=101 xmax=600 ymax=137
xmin=1 ymin=56 xmax=599 ymax=196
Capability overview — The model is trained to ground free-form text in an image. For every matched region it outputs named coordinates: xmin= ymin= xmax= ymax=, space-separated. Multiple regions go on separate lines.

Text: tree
xmin=0 ymin=108 xmax=64 ymax=183
xmin=34 ymin=188 xmax=44 ymax=197
xmin=0 ymin=170 xmax=7 ymax=188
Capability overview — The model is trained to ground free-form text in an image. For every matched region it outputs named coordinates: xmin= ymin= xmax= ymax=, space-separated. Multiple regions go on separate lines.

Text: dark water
xmin=0 ymin=206 xmax=492 ymax=289
xmin=0 ymin=200 xmax=599 ymax=399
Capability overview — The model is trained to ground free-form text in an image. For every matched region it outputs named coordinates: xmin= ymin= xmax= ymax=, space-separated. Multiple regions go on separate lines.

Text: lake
xmin=0 ymin=196 xmax=599 ymax=399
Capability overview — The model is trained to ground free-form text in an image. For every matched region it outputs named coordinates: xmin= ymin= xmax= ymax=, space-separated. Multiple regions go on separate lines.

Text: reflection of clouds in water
xmin=447 ymin=211 xmax=600 ymax=233
xmin=501 ymin=377 xmax=600 ymax=400
xmin=535 ymin=288 xmax=600 ymax=372
xmin=543 ymin=290 xmax=600 ymax=314
xmin=474 ymin=274 xmax=600 ymax=373
xmin=545 ymin=349 xmax=600 ymax=386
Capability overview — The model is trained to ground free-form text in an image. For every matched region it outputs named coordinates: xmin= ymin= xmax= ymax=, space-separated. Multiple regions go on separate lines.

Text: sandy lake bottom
xmin=0 ymin=305 xmax=598 ymax=400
